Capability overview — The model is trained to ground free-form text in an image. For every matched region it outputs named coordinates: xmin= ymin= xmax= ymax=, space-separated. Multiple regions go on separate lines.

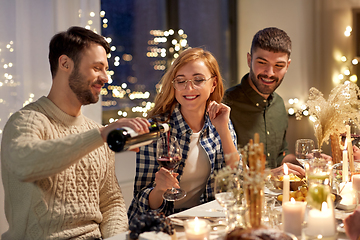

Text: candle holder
xmin=303 ymin=158 xmax=337 ymax=240
xmin=184 ymin=218 xmax=211 ymax=240
xmin=303 ymin=193 xmax=337 ymax=240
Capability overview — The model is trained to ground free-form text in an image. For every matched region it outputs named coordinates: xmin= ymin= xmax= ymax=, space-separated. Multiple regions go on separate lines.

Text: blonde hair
xmin=148 ymin=47 xmax=224 ymax=120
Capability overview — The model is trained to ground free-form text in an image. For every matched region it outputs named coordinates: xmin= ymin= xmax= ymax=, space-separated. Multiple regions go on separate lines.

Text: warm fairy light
xmin=100 ymin=10 xmax=105 ymax=17
xmin=344 ymin=69 xmax=350 ymax=75
xmin=288 ymin=108 xmax=295 ymax=115
xmin=350 ymin=75 xmax=357 ymax=82
xmin=341 ymin=56 xmax=347 ymax=62
xmin=90 ymin=12 xmax=95 ymax=17
xmin=338 ymin=74 xmax=344 ymax=80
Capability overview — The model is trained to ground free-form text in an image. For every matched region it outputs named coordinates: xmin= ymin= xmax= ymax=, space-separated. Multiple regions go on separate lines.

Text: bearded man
xmin=1 ymin=26 xmax=150 ymax=239
xmin=223 ymin=27 xmax=304 ymax=176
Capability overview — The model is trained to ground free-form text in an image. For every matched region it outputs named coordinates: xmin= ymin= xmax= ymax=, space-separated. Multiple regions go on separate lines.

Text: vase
xmin=303 ymin=155 xmax=337 ymax=240
xmin=244 ymin=180 xmax=264 ymax=228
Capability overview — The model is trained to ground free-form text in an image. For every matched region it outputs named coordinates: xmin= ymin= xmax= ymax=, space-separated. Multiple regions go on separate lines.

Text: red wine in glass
xmin=156 ymin=136 xmax=186 ymax=201
xmin=157 ymin=156 xmax=181 ymax=170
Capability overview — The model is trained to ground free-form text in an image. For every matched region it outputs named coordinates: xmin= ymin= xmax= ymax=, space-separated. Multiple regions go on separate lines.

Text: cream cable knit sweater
xmin=1 ymin=96 xmax=128 ymax=239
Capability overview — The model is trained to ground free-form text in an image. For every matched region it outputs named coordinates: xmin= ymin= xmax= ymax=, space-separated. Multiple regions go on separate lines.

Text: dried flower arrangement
xmin=296 ymin=82 xmax=360 ymax=162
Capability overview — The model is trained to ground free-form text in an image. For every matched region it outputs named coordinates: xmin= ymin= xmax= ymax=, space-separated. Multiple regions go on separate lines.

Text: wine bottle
xmin=107 ymin=122 xmax=170 ymax=152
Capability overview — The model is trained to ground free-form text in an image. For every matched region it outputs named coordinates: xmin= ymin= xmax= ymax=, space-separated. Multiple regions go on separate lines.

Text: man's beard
xmin=68 ymin=67 xmax=100 ymax=105
xmin=249 ymin=66 xmax=283 ymax=96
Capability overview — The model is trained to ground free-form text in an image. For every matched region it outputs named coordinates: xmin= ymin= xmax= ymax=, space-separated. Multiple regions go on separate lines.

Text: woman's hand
xmin=207 ymin=101 xmax=230 ymax=132
xmin=153 ymin=168 xmax=180 ymax=192
xmin=148 ymin=167 xmax=179 ymax=209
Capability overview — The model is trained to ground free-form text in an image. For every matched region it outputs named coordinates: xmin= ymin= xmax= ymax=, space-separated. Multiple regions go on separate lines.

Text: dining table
xmin=107 ymin=191 xmax=353 ymax=240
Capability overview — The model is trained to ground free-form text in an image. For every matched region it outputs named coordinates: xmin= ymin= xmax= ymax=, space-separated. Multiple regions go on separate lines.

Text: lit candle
xmin=343 ymin=139 xmax=349 ymax=183
xmin=346 ymin=125 xmax=355 ymax=173
xmin=282 ymin=198 xmax=306 ymax=236
xmin=282 ymin=163 xmax=290 ymax=204
xmin=184 ymin=217 xmax=210 ymax=240
xmin=304 ymin=202 xmax=336 ymax=237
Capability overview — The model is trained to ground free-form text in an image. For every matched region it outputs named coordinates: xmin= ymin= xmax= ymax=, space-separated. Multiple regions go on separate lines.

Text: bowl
xmin=271 ymin=178 xmax=305 ymax=191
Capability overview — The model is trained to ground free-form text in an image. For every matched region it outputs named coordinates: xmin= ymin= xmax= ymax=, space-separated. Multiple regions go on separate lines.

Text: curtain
xmin=0 ymin=0 xmax=102 ymax=234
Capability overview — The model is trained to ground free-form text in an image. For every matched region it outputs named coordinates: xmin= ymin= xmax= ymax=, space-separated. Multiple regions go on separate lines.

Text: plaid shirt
xmin=127 ymin=104 xmax=237 ymax=222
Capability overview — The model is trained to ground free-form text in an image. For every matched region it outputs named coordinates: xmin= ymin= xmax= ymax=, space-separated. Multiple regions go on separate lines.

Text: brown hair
xmin=251 ymin=27 xmax=292 ymax=58
xmin=48 ymin=26 xmax=110 ymax=78
xmin=148 ymin=47 xmax=224 ymax=120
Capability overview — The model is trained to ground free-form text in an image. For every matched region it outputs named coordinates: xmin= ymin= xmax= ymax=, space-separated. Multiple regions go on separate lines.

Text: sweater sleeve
xmin=1 ymin=110 xmax=104 ymax=182
xmin=99 ymin=150 xmax=129 ymax=238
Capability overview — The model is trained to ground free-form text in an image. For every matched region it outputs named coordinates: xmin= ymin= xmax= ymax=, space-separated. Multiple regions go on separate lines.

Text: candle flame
xmin=284 ymin=163 xmax=288 ymax=175
xmin=291 ymin=197 xmax=296 ymax=203
xmin=194 ymin=217 xmax=200 ymax=232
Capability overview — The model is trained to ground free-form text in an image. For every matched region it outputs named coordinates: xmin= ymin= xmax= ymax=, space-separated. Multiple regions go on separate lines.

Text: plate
xmin=336 ymin=203 xmax=356 ymax=211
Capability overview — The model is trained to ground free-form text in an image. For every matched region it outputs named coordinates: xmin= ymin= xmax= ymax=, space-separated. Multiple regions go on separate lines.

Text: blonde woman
xmin=128 ymin=48 xmax=239 ymax=222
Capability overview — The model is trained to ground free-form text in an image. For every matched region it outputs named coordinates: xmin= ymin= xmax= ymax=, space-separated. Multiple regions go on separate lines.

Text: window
xmin=100 ymin=0 xmax=237 ymax=124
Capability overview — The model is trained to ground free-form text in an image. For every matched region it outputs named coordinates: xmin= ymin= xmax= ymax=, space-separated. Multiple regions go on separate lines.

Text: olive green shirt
xmin=223 ymin=73 xmax=289 ymax=169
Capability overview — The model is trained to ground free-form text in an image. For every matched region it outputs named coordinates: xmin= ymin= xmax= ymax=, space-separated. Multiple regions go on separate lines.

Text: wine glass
xmin=156 ymin=135 xmax=186 ymax=201
xmin=295 ymin=139 xmax=315 ymax=167
xmin=214 ymin=172 xmax=240 ymax=227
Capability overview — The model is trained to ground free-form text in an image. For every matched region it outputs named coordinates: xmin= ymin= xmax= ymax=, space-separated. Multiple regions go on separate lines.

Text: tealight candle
xmin=282 ymin=163 xmax=290 ymax=204
xmin=282 ymin=198 xmax=306 ymax=236
xmin=184 ymin=217 xmax=210 ymax=240
xmin=304 ymin=202 xmax=336 ymax=238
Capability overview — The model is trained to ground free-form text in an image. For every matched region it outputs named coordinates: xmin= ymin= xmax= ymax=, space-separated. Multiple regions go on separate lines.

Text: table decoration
xmin=282 ymin=164 xmax=290 ymax=204
xmin=296 ymin=82 xmax=360 ymax=165
xmin=337 ymin=181 xmax=356 ymax=210
xmin=240 ymin=133 xmax=269 ymax=228
xmin=306 ymin=157 xmax=333 ymax=210
xmin=184 ymin=217 xmax=211 ymax=240
xmin=282 ymin=198 xmax=306 ymax=236
xmin=303 ymin=201 xmax=337 ymax=240
xmin=343 ymin=139 xmax=349 ymax=183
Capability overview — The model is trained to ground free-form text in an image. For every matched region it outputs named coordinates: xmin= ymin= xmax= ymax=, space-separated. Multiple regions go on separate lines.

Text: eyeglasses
xmin=172 ymin=76 xmax=214 ymax=91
